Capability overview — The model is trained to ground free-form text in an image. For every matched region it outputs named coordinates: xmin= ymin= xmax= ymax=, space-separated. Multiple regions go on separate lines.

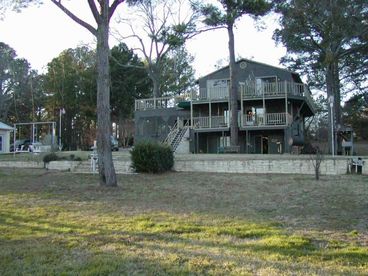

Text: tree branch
xmin=50 ymin=0 xmax=97 ymax=36
xmin=109 ymin=0 xmax=125 ymax=21
xmin=87 ymin=0 xmax=100 ymax=24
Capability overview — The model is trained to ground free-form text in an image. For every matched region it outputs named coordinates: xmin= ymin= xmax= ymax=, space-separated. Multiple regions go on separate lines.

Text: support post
xmin=285 ymin=81 xmax=288 ymax=125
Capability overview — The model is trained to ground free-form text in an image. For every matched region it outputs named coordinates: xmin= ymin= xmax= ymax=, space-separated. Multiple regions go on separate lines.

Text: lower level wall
xmin=174 ymin=158 xmax=358 ymax=175
xmin=1 ymin=156 xmax=365 ymax=176
xmin=0 ymin=161 xmax=43 ymax=168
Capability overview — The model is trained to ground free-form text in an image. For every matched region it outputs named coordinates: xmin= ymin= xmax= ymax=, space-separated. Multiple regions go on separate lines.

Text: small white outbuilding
xmin=0 ymin=122 xmax=14 ymax=154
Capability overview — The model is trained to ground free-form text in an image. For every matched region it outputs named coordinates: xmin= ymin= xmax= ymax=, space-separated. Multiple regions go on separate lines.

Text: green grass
xmin=0 ymin=169 xmax=367 ymax=275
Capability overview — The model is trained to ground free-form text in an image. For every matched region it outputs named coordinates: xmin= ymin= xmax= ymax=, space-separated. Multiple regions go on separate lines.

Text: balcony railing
xmin=192 ymin=87 xmax=229 ymax=101
xmin=135 ymin=94 xmax=190 ymax=111
xmin=191 ymin=81 xmax=316 ymax=112
xmin=240 ymin=81 xmax=306 ymax=98
xmin=192 ymin=112 xmax=291 ymax=129
xmin=193 ymin=116 xmax=228 ymax=129
xmin=241 ymin=112 xmax=292 ymax=127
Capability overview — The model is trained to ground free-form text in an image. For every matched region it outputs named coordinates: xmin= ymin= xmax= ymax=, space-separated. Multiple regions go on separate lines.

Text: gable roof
xmin=197 ymin=58 xmax=302 ymax=83
xmin=0 ymin=122 xmax=14 ymax=131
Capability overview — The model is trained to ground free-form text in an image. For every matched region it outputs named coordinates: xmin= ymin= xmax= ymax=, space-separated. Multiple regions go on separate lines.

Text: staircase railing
xmin=163 ymin=120 xmax=189 ymax=152
xmin=163 ymin=121 xmax=178 ymax=145
xmin=171 ymin=121 xmax=190 ymax=152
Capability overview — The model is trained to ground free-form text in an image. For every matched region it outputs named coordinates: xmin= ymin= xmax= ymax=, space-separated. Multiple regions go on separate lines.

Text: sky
xmin=0 ymin=1 xmax=287 ymax=78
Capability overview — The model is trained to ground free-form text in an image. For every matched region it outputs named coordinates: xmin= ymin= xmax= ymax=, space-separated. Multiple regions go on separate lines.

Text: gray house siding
xmin=135 ymin=108 xmax=190 ymax=144
xmin=134 ymin=59 xmax=314 ymax=154
xmin=197 ymin=60 xmax=299 ymax=96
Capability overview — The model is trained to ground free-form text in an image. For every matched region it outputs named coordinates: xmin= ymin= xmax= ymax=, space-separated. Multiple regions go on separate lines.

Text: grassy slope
xmin=0 ymin=169 xmax=367 ymax=275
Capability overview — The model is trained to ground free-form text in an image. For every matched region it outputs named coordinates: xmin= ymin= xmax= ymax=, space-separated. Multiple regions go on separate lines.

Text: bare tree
xmin=311 ymin=147 xmax=324 ymax=181
xmin=50 ymin=0 xmax=135 ymax=187
xmin=116 ymin=0 xmax=198 ymax=98
xmin=1 ymin=0 xmax=141 ymax=186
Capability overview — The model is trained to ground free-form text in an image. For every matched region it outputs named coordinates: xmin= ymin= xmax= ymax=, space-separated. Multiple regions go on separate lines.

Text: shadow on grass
xmin=1 ymin=206 xmax=368 ymax=275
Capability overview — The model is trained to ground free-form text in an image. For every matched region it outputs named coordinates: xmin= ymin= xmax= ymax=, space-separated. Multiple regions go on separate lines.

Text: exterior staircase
xmin=163 ymin=120 xmax=189 ymax=153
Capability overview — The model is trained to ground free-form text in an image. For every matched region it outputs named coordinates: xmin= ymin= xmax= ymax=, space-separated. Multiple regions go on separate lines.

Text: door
xmin=0 ymin=135 xmax=3 ymax=152
xmin=262 ymin=136 xmax=269 ymax=154
xmin=255 ymin=135 xmax=268 ymax=154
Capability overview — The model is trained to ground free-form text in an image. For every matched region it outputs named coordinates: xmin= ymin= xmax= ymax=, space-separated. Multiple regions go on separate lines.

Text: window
xmin=0 ymin=135 xmax=3 ymax=152
xmin=220 ymin=136 xmax=230 ymax=147
xmin=207 ymin=79 xmax=229 ymax=88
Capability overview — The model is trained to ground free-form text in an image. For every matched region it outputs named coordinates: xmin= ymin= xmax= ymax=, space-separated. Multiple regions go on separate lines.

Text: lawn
xmin=0 ymin=169 xmax=367 ymax=275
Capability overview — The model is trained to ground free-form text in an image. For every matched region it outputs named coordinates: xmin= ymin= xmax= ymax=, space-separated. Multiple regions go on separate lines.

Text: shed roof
xmin=0 ymin=122 xmax=14 ymax=131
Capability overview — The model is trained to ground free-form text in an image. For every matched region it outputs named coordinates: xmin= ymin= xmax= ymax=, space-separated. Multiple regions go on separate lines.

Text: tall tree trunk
xmin=149 ymin=65 xmax=161 ymax=98
xmin=332 ymin=61 xmax=342 ymax=154
xmin=118 ymin=112 xmax=124 ymax=147
xmin=152 ymin=78 xmax=160 ymax=98
xmin=326 ymin=60 xmax=342 ymax=155
xmin=228 ymin=23 xmax=239 ymax=147
xmin=96 ymin=5 xmax=117 ymax=187
xmin=326 ymin=63 xmax=334 ymax=155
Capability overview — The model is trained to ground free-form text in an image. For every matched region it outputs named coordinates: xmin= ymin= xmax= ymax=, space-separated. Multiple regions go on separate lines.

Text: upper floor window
xmin=207 ymin=79 xmax=230 ymax=89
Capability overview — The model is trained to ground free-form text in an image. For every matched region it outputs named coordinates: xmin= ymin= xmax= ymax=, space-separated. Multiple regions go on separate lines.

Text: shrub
xmin=43 ymin=153 xmax=59 ymax=164
xmin=130 ymin=141 xmax=174 ymax=173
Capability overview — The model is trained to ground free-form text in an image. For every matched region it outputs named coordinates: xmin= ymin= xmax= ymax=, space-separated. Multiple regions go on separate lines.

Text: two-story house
xmin=135 ymin=59 xmax=316 ymax=154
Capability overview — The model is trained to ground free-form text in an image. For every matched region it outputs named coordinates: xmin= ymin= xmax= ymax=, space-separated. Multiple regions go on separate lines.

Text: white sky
xmin=0 ymin=1 xmax=286 ymax=78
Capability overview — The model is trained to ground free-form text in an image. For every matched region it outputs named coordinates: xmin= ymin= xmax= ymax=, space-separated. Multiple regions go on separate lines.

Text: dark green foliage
xmin=43 ymin=153 xmax=82 ymax=164
xmin=42 ymin=153 xmax=59 ymax=164
xmin=130 ymin=142 xmax=174 ymax=173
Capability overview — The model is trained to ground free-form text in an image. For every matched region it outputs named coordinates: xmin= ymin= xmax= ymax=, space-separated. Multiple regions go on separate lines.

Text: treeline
xmin=0 ymin=42 xmax=195 ymax=150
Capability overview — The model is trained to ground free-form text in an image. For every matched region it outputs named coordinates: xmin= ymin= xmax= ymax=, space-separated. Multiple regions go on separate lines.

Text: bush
xmin=130 ymin=141 xmax=174 ymax=173
xmin=43 ymin=153 xmax=59 ymax=163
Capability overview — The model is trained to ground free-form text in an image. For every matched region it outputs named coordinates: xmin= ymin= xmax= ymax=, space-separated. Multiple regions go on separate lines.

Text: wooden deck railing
xmin=135 ymin=94 xmax=190 ymax=111
xmin=192 ymin=87 xmax=229 ymax=101
xmin=192 ymin=112 xmax=292 ymax=129
xmin=240 ymin=81 xmax=306 ymax=98
xmin=242 ymin=112 xmax=292 ymax=127
xmin=193 ymin=116 xmax=228 ymax=128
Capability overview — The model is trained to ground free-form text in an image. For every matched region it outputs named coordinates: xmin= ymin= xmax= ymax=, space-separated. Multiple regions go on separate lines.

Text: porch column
xmin=262 ymin=84 xmax=265 ymax=125
xmin=285 ymin=81 xmax=288 ymax=125
xmin=209 ymin=102 xmax=212 ymax=128
xmin=246 ymin=130 xmax=249 ymax=154
xmin=190 ymin=92 xmax=193 ymax=129
xmin=284 ymin=128 xmax=291 ymax=154
xmin=240 ymin=83 xmax=244 ymax=127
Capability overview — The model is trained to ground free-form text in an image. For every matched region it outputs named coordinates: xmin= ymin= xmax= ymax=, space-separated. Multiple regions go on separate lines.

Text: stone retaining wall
xmin=1 ymin=155 xmax=366 ymax=176
xmin=0 ymin=161 xmax=43 ymax=169
xmin=174 ymin=158 xmax=352 ymax=175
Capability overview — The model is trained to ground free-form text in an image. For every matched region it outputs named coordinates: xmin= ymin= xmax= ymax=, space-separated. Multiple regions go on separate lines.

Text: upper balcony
xmin=135 ymin=94 xmax=190 ymax=111
xmin=192 ymin=81 xmax=316 ymax=113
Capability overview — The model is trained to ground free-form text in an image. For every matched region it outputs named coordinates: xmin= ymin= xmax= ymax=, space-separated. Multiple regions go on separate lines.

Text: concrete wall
xmin=21 ymin=154 xmax=366 ymax=176
xmin=0 ymin=161 xmax=43 ymax=168
xmin=174 ymin=158 xmax=346 ymax=175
